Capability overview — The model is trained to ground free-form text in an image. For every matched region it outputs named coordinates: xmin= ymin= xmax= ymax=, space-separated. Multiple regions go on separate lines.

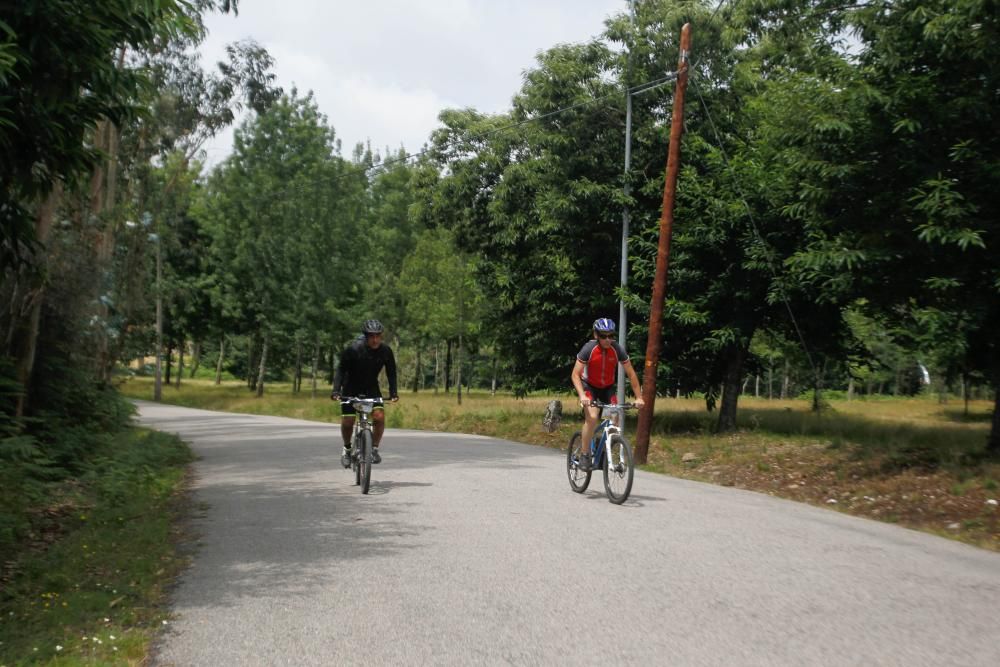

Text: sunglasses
xmin=597 ymin=333 xmax=616 ymax=340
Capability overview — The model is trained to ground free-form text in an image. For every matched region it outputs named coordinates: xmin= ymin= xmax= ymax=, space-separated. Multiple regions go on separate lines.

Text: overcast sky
xmin=198 ymin=0 xmax=627 ymax=167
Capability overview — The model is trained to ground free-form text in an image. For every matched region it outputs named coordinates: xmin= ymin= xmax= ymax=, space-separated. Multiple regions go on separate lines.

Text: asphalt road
xmin=134 ymin=401 xmax=1000 ymax=666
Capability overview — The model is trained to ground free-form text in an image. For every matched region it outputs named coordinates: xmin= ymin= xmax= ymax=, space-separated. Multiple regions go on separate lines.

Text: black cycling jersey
xmin=333 ymin=336 xmax=398 ymax=399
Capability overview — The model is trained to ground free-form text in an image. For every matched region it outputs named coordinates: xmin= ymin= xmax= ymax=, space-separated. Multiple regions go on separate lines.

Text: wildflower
xmin=56 ymin=646 xmax=63 ymax=652
xmin=110 ymin=635 xmax=116 ymax=640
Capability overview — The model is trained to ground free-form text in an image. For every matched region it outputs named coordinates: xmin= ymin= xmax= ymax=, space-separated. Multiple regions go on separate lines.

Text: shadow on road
xmin=365 ymin=480 xmax=434 ymax=496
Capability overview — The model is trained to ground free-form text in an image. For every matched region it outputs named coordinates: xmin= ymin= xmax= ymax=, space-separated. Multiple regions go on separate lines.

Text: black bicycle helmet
xmin=362 ymin=319 xmax=384 ymax=335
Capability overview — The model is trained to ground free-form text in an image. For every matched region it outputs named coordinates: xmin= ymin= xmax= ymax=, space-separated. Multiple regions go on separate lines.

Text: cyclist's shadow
xmin=365 ymin=480 xmax=434 ymax=496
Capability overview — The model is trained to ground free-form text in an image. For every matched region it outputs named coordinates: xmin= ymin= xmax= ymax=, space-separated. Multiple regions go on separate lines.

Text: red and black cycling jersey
xmin=576 ymin=340 xmax=629 ymax=389
xmin=334 ymin=337 xmax=398 ymax=398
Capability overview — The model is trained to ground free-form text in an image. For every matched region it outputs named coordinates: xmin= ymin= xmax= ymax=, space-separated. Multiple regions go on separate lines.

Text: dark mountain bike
xmin=567 ymin=401 xmax=636 ymax=504
xmin=341 ymin=397 xmax=381 ymax=494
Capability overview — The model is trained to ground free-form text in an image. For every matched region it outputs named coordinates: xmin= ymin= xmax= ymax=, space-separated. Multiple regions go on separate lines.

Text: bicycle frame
xmin=345 ymin=398 xmax=379 ymax=452
xmin=589 ymin=405 xmax=624 ymax=468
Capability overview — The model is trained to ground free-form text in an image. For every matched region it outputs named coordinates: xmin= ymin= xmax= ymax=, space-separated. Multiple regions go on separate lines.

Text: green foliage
xmin=0 ymin=428 xmax=193 ymax=665
xmin=0 ymin=0 xmax=232 ymax=265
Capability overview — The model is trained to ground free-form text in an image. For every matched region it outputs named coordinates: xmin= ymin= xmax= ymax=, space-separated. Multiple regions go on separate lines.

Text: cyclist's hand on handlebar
xmin=635 ymin=397 xmax=646 ymax=408
xmin=330 ymin=392 xmax=341 ymax=401
xmin=389 ymin=395 xmax=399 ymax=403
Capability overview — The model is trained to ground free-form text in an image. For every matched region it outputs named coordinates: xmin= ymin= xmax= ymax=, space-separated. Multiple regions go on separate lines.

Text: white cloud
xmin=197 ymin=0 xmax=624 ymax=168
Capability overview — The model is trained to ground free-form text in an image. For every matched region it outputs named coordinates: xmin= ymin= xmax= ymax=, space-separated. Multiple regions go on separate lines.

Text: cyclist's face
xmin=595 ymin=331 xmax=615 ymax=347
xmin=365 ymin=333 xmax=383 ymax=349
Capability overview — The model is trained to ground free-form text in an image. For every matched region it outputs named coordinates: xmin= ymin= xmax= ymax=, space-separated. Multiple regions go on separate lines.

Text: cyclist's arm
xmin=621 ymin=359 xmax=644 ymax=406
xmin=332 ymin=347 xmax=350 ymax=396
xmin=385 ymin=347 xmax=399 ymax=399
xmin=571 ymin=359 xmax=588 ymax=404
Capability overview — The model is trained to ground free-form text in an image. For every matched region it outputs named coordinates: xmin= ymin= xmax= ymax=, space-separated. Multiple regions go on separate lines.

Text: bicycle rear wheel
xmin=603 ymin=434 xmax=634 ymax=504
xmin=566 ymin=431 xmax=592 ymax=493
xmin=359 ymin=429 xmax=372 ymax=495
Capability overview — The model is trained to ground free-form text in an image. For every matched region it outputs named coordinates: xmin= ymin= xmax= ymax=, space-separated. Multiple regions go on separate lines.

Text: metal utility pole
xmin=634 ymin=23 xmax=691 ymax=464
xmin=617 ymin=0 xmax=636 ymax=406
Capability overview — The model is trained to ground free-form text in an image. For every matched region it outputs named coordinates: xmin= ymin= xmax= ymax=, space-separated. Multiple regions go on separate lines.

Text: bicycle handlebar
xmin=586 ymin=401 xmax=639 ymax=410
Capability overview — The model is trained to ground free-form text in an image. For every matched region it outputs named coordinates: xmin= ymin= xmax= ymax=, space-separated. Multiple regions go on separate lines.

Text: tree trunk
xmin=154 ymin=228 xmax=163 ymax=401
xmin=248 ymin=335 xmax=257 ymax=390
xmin=812 ymin=359 xmax=827 ymax=412
xmin=445 ymin=339 xmax=452 ymax=393
xmin=413 ymin=347 xmax=421 ymax=393
xmin=847 ymin=377 xmax=855 ymax=401
xmin=767 ymin=363 xmax=773 ymax=400
xmin=164 ymin=347 xmax=172 ymax=385
xmin=329 ymin=345 xmax=336 ymax=385
xmin=311 ymin=339 xmax=319 ymax=399
xmin=255 ymin=331 xmax=269 ymax=398
xmin=293 ymin=338 xmax=302 ymax=393
xmin=190 ymin=340 xmax=201 ymax=378
xmin=215 ymin=336 xmax=225 ymax=385
xmin=987 ymin=375 xmax=1000 ymax=458
xmin=434 ymin=343 xmax=440 ymax=394
xmin=781 ymin=359 xmax=789 ymax=399
xmin=10 ymin=164 xmax=58 ymax=417
xmin=717 ymin=343 xmax=747 ymax=432
xmin=176 ymin=341 xmax=184 ymax=387
xmin=963 ymin=373 xmax=970 ymax=417
xmin=755 ymin=374 xmax=760 ymax=398
xmin=491 ymin=356 xmax=498 ymax=396
xmin=457 ymin=333 xmax=464 ymax=405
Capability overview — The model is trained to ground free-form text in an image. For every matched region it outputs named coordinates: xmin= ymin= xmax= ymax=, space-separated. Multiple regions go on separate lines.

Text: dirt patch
xmin=646 ymin=433 xmax=1000 ymax=551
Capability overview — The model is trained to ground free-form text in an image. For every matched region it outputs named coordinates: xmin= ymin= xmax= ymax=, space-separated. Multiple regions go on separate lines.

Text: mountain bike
xmin=341 ymin=397 xmax=381 ymax=494
xmin=566 ymin=401 xmax=636 ymax=504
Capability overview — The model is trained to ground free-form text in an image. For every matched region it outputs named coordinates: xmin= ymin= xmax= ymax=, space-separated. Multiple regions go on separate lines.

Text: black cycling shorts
xmin=583 ymin=383 xmax=616 ymax=405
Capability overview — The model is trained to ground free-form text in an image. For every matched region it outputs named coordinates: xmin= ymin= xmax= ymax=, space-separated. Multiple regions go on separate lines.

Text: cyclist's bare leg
xmin=372 ymin=409 xmax=385 ymax=448
xmin=341 ymin=416 xmax=355 ymax=447
xmin=580 ymin=405 xmax=600 ymax=458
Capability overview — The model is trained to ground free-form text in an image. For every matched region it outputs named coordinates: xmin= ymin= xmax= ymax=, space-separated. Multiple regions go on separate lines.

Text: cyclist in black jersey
xmin=330 ymin=319 xmax=399 ymax=466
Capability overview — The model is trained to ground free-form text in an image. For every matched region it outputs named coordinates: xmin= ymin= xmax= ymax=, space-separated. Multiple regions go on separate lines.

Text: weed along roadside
xmin=121 ymin=377 xmax=1000 ymax=551
xmin=0 ymin=428 xmax=194 ymax=665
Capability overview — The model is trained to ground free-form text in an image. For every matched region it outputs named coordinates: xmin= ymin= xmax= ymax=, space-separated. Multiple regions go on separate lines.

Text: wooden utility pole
xmin=635 ymin=23 xmax=692 ymax=464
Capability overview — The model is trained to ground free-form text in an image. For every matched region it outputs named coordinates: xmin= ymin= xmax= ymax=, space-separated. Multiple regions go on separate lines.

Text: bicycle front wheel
xmin=352 ymin=433 xmax=361 ymax=486
xmin=603 ymin=434 xmax=634 ymax=504
xmin=359 ymin=429 xmax=372 ymax=495
xmin=566 ymin=431 xmax=592 ymax=493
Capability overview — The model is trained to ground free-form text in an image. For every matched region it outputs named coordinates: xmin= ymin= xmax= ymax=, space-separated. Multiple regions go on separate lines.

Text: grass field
xmin=120 ymin=377 xmax=1000 ymax=550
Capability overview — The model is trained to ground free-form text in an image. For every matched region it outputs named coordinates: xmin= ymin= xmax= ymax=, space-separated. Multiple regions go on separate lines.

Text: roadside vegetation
xmin=0 ymin=428 xmax=193 ymax=666
xmin=122 ymin=378 xmax=999 ymax=551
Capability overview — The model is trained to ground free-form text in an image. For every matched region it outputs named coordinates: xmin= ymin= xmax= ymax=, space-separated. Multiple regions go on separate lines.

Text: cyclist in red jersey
xmin=570 ymin=317 xmax=644 ymax=470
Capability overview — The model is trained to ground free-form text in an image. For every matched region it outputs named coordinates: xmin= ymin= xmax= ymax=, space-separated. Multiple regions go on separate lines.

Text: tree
xmin=199 ymin=91 xmax=367 ymax=396
xmin=399 ymin=228 xmax=482 ymax=402
xmin=757 ymin=0 xmax=1000 ymax=453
